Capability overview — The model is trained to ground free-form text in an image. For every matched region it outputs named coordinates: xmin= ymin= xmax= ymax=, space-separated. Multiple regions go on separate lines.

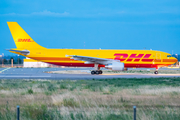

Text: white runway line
xmin=0 ymin=76 xmax=51 ymax=77
xmin=0 ymin=68 xmax=11 ymax=73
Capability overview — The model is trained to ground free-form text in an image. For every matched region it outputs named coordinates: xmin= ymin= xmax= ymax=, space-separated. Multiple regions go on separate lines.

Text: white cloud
xmin=31 ymin=10 xmax=69 ymax=16
xmin=0 ymin=10 xmax=69 ymax=17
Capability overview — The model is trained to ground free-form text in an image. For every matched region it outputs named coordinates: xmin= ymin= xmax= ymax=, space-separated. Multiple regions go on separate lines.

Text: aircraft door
xmin=156 ymin=53 xmax=161 ymax=62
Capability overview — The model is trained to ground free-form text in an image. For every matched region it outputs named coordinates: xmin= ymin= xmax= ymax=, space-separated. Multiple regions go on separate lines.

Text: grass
xmin=0 ymin=78 xmax=180 ymax=119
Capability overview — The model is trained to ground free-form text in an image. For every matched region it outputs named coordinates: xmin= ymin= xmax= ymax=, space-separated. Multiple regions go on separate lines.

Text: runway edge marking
xmin=0 ymin=68 xmax=11 ymax=73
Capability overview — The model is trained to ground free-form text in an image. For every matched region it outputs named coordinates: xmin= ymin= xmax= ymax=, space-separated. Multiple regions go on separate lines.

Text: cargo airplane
xmin=7 ymin=22 xmax=177 ymax=75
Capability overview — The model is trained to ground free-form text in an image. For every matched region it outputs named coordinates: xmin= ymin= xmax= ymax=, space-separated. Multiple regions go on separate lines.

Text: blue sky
xmin=0 ymin=0 xmax=180 ymax=55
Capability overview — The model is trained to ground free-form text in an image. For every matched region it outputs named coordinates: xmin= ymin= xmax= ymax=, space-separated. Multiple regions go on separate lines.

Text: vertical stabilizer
xmin=7 ymin=22 xmax=46 ymax=49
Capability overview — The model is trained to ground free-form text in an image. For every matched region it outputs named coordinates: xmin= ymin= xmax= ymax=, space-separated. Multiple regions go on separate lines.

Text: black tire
xmin=154 ymin=71 xmax=158 ymax=74
xmin=95 ymin=71 xmax=100 ymax=75
xmin=91 ymin=71 xmax=96 ymax=75
xmin=99 ymin=70 xmax=103 ymax=74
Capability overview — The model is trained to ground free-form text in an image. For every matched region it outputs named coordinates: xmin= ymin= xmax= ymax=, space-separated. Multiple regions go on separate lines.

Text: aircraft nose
xmin=173 ymin=57 xmax=178 ymax=62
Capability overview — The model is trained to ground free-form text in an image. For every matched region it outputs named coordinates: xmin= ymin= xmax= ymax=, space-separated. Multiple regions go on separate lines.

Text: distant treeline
xmin=0 ymin=55 xmax=25 ymax=64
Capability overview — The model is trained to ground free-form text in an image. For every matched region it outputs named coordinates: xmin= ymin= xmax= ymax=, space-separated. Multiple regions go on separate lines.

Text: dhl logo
xmin=17 ymin=39 xmax=33 ymax=42
xmin=114 ymin=53 xmax=153 ymax=62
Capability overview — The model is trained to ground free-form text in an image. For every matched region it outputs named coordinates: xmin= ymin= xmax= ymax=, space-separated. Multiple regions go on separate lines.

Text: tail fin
xmin=7 ymin=22 xmax=46 ymax=49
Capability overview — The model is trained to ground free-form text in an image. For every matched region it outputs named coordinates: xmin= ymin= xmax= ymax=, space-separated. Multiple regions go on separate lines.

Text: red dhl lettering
xmin=129 ymin=54 xmax=144 ymax=59
xmin=114 ymin=54 xmax=128 ymax=61
xmin=17 ymin=39 xmax=33 ymax=42
xmin=114 ymin=53 xmax=153 ymax=62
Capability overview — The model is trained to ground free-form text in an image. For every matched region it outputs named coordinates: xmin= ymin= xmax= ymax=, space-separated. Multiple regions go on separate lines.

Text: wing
xmin=67 ymin=55 xmax=119 ymax=65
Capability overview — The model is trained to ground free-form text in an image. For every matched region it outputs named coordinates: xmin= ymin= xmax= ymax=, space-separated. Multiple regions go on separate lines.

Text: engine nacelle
xmin=105 ymin=62 xmax=124 ymax=71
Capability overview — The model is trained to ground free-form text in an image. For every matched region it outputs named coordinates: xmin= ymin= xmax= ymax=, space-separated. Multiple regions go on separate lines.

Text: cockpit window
xmin=167 ymin=55 xmax=172 ymax=57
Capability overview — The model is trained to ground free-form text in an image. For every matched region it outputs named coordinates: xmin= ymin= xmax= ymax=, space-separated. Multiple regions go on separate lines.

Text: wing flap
xmin=67 ymin=55 xmax=119 ymax=65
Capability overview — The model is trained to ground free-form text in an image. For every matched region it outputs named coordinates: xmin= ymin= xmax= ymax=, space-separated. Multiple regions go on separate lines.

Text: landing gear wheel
xmin=91 ymin=71 xmax=96 ymax=75
xmin=99 ymin=70 xmax=103 ymax=74
xmin=154 ymin=71 xmax=158 ymax=74
xmin=95 ymin=71 xmax=100 ymax=75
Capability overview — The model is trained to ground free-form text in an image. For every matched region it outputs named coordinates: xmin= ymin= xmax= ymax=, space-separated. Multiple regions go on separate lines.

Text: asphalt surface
xmin=0 ymin=67 xmax=180 ymax=80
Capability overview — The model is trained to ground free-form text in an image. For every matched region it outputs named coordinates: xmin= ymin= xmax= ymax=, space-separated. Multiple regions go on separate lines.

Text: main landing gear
xmin=91 ymin=64 xmax=103 ymax=75
xmin=91 ymin=70 xmax=103 ymax=75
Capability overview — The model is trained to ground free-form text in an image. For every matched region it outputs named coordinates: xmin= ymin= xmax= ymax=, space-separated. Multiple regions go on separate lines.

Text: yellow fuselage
xmin=12 ymin=49 xmax=177 ymax=69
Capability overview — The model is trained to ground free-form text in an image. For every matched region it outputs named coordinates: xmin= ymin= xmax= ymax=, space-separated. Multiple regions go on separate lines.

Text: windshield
xmin=167 ymin=55 xmax=172 ymax=57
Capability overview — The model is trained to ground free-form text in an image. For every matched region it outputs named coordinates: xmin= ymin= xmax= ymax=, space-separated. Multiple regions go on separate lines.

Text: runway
xmin=0 ymin=67 xmax=180 ymax=80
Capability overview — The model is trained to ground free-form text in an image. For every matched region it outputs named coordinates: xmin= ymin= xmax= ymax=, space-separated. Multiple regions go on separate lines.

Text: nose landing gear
xmin=154 ymin=71 xmax=158 ymax=74
xmin=154 ymin=67 xmax=159 ymax=74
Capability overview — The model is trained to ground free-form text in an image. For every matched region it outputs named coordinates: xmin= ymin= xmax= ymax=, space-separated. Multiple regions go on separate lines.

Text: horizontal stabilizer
xmin=7 ymin=49 xmax=30 ymax=55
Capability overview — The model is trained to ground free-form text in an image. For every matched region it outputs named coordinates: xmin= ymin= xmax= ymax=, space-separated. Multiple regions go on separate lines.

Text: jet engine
xmin=105 ymin=61 xmax=124 ymax=71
